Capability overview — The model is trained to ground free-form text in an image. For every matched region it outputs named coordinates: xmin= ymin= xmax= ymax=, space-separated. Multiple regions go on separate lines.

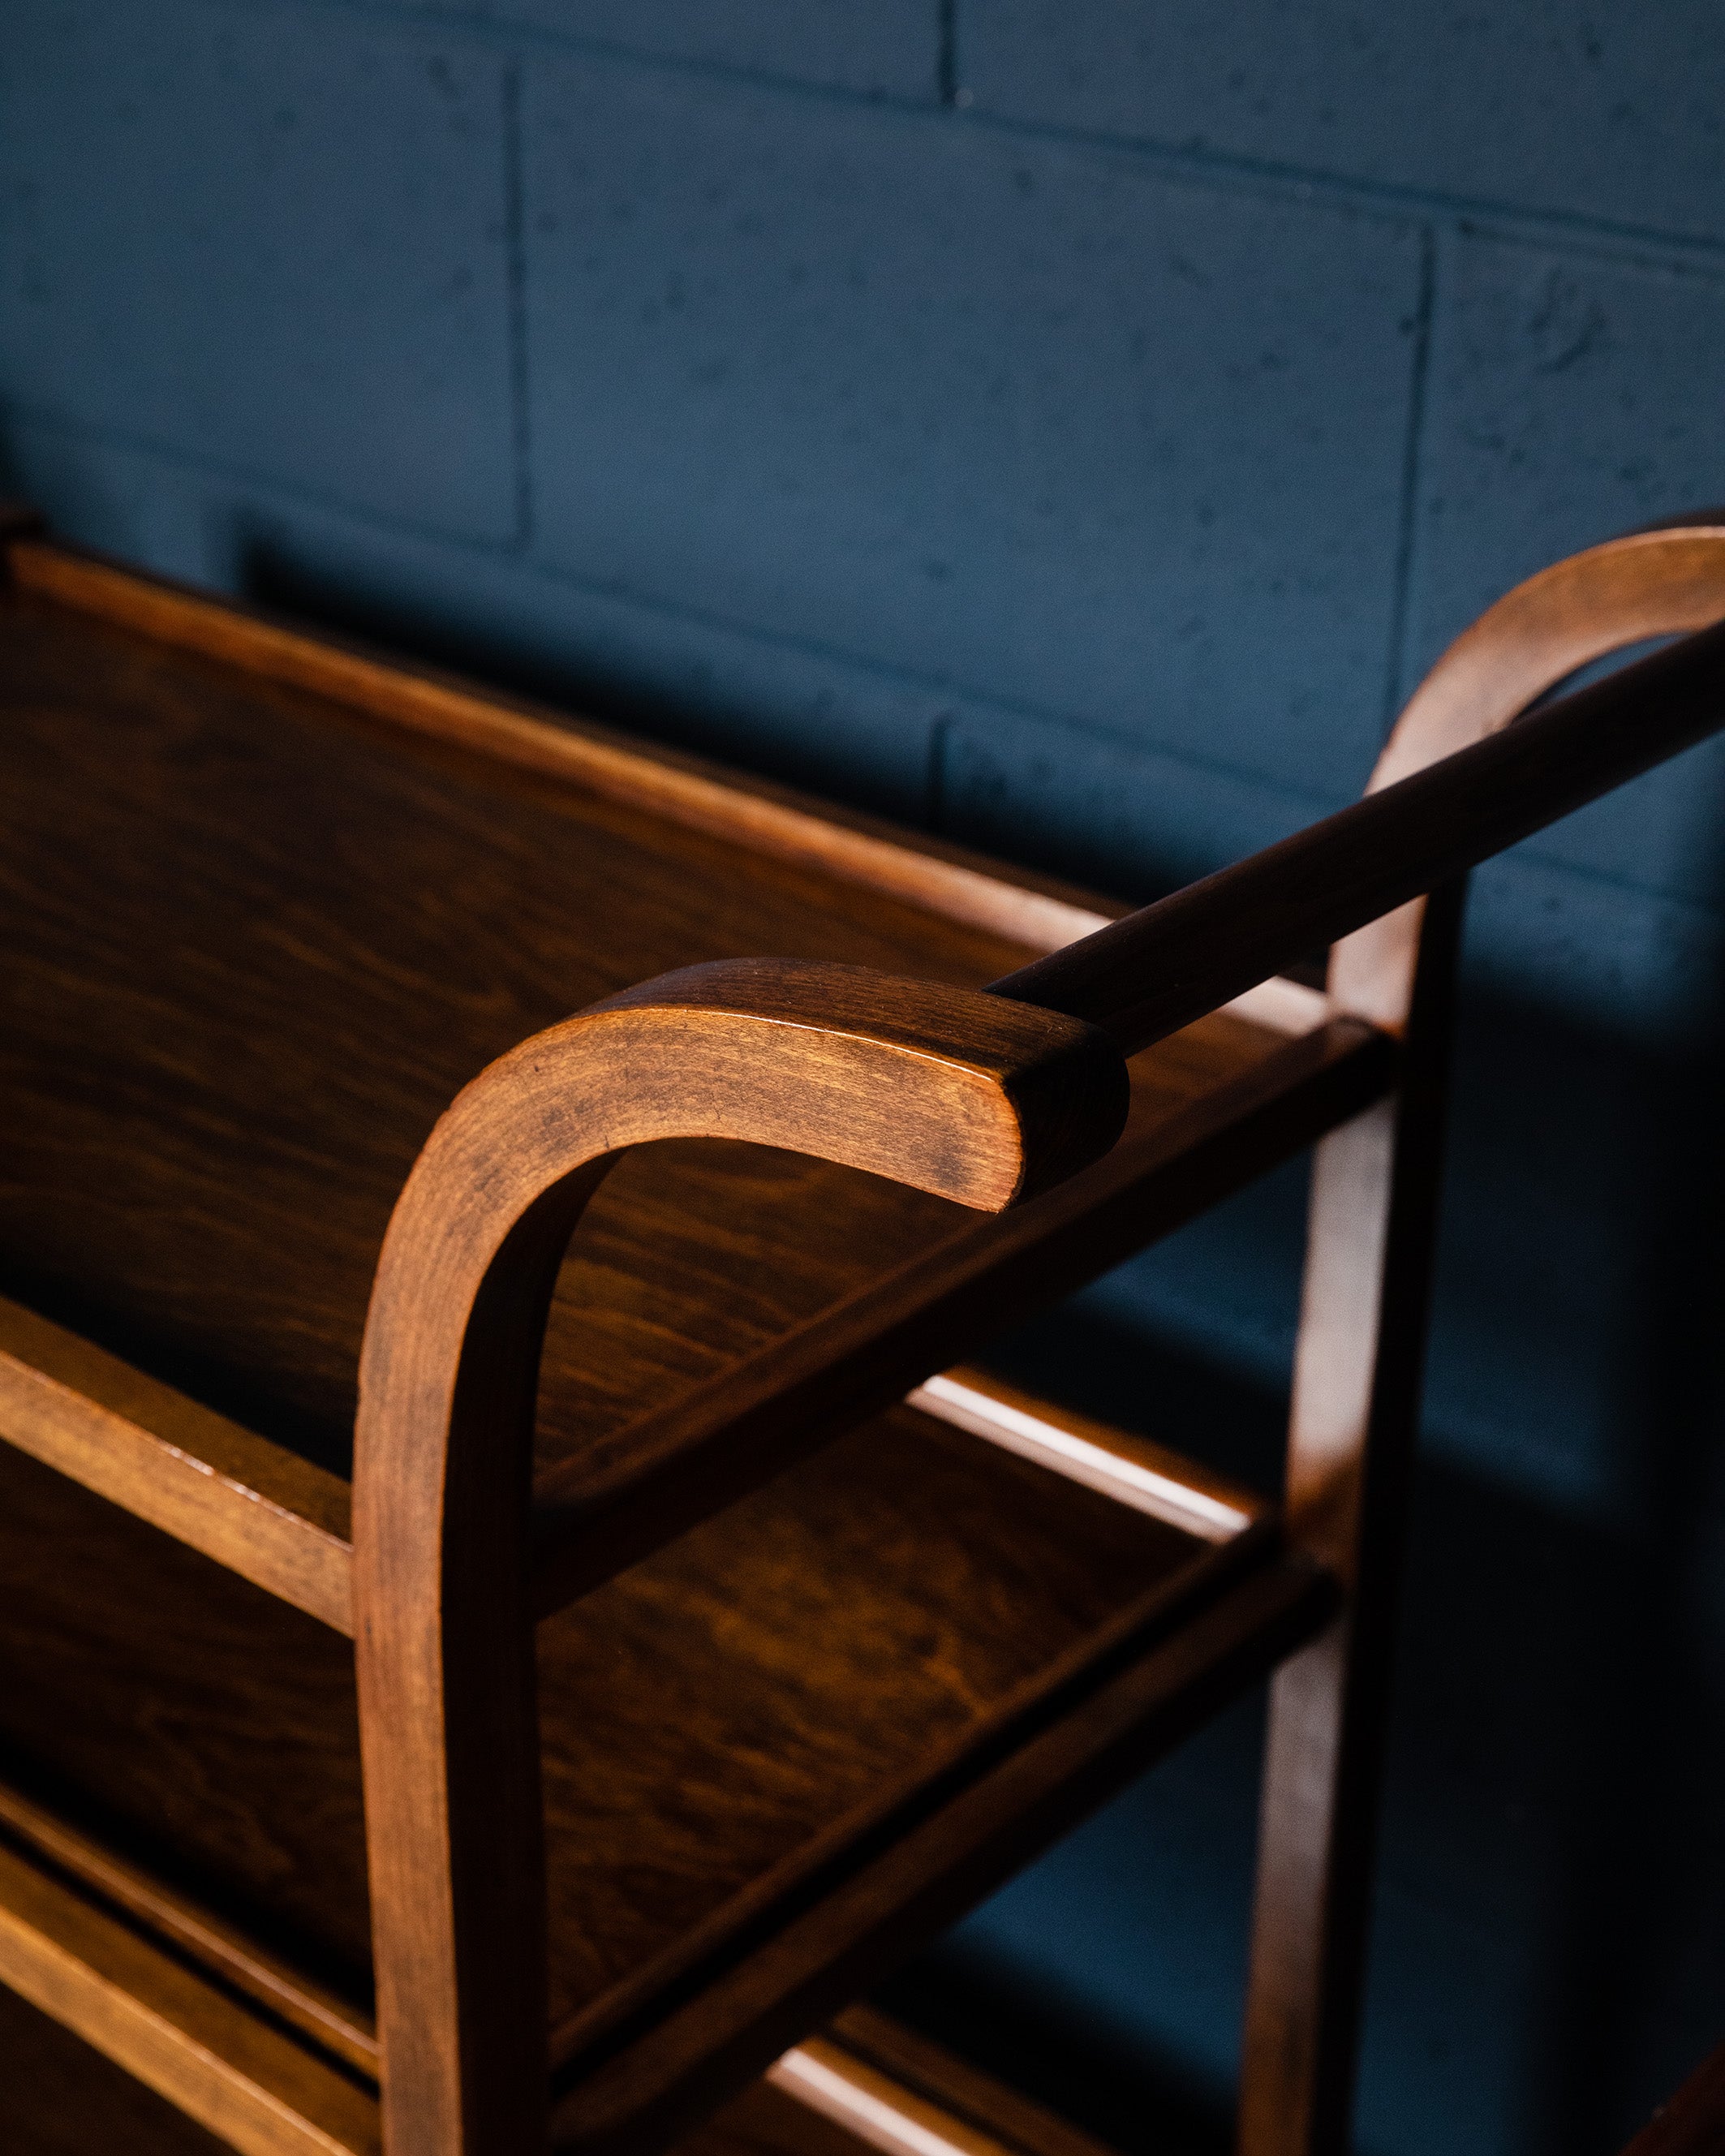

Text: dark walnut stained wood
xmin=7 ymin=535 xmax=1119 ymax=958
xmin=0 ymin=1400 xmax=1206 ymax=2036
xmin=995 ymin=605 xmax=1725 ymax=1056
xmin=527 ymin=1016 xmax=1388 ymax=1618
xmin=11 ymin=522 xmax=1718 ymax=2154
xmin=0 ymin=558 xmax=1345 ymax=2155
xmin=0 ymin=578 xmax=1298 ymax=1487
xmin=1229 ymin=521 xmax=1725 ymax=2156
xmin=349 ymin=964 xmax=1130 ymax=2154
xmin=0 ymin=1988 xmax=1102 ymax=2156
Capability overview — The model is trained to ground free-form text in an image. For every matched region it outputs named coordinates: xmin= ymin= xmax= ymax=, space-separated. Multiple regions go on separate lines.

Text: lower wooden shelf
xmin=0 ymin=1323 xmax=1329 ymax=2156
xmin=0 ymin=1909 xmax=1115 ymax=2156
xmin=0 ymin=1301 xmax=1342 ymax=2154
xmin=0 ymin=1534 xmax=1324 ymax=2154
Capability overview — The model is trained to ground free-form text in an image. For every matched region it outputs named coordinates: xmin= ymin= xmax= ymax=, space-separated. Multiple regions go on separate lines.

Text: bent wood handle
xmin=996 ymin=603 xmax=1725 ymax=1053
xmin=352 ymin=959 xmax=1127 ymax=2156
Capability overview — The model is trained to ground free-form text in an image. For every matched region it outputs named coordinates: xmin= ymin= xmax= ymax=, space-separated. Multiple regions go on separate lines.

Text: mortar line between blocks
xmin=1383 ymin=222 xmax=1439 ymax=736
xmin=502 ymin=55 xmax=535 ymax=549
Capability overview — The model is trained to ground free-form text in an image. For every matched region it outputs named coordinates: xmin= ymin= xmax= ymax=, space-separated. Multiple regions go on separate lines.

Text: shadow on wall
xmin=234 ymin=519 xmax=944 ymax=824
xmin=886 ymin=970 xmax=1725 ymax=2156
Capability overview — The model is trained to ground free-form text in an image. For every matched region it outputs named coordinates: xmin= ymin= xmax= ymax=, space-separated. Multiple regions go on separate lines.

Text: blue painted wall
xmin=4 ymin=6 xmax=1725 ymax=2150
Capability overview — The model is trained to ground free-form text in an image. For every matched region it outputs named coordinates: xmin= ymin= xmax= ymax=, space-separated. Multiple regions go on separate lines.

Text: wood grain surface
xmin=529 ymin=1018 xmax=1390 ymax=1616
xmin=0 ymin=577 xmax=1013 ymax=1477
xmin=5 ymin=515 xmax=1719 ymax=2156
xmin=0 ymin=1982 xmax=238 ymax=2156
xmin=551 ymin=1552 xmax=1331 ymax=2154
xmin=348 ymin=962 xmax=1129 ymax=2152
xmin=1233 ymin=520 xmax=1725 ymax=2156
xmin=0 ymin=1835 xmax=380 ymax=2156
xmin=0 ymin=1296 xmax=351 ymax=1630
xmin=0 ymin=575 xmax=1279 ymax=1493
xmin=0 ymin=1403 xmax=1202 ymax=2033
xmin=0 ymin=1775 xmax=376 ymax=2075
xmin=0 ymin=563 xmax=1353 ymax=2154
xmin=0 ymin=1987 xmax=1110 ymax=2156
xmin=6 ymin=536 xmax=1117 ymax=958
xmin=1334 ymin=521 xmax=1725 ymax=1031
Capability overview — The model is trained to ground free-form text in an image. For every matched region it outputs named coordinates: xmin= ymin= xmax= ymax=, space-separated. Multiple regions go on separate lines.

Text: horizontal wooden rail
xmin=0 ymin=1835 xmax=378 ymax=2156
xmin=0 ymin=1297 xmax=352 ymax=1630
xmin=0 ymin=1777 xmax=376 ymax=2076
xmin=992 ymin=616 xmax=1725 ymax=1054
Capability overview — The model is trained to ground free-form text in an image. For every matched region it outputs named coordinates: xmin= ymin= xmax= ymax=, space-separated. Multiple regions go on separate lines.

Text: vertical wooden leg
xmin=356 ymin=1196 xmax=589 ymax=2156
xmin=1241 ymin=1620 xmax=1360 ymax=2156
xmin=1237 ymin=891 xmax=1461 ymax=2156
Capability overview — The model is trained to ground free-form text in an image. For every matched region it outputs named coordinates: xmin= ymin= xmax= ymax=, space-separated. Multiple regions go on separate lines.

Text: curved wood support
xmin=1335 ymin=521 xmax=1725 ymax=1029
xmin=352 ymin=524 xmax=1725 ymax=2156
xmin=1240 ymin=517 xmax=1725 ymax=2156
xmin=351 ymin=958 xmax=1128 ymax=2156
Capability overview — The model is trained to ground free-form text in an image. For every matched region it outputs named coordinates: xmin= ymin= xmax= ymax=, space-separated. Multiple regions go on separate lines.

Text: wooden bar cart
xmin=1 ymin=513 xmax=1722 ymax=2156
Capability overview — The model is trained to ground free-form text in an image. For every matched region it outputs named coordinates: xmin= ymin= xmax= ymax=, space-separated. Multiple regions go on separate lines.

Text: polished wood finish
xmin=1336 ymin=522 xmax=1725 ymax=1030
xmin=351 ymin=962 xmax=1125 ymax=2156
xmin=783 ymin=2004 xmax=1121 ymax=2156
xmin=2 ymin=518 xmax=1722 ymax=2156
xmin=6 ymin=536 xmax=1113 ymax=957
xmin=0 ymin=1296 xmax=352 ymax=1631
xmin=1236 ymin=888 xmax=1463 ymax=2156
xmin=0 ymin=1982 xmax=239 ymax=2156
xmin=0 ymin=1835 xmax=379 ymax=2156
xmin=906 ymin=1364 xmax=1262 ymax=1539
xmin=0 ymin=1992 xmax=1106 ymax=2156
xmin=765 ymin=2025 xmax=1112 ymax=2156
xmin=549 ymin=1552 xmax=1332 ymax=2156
xmin=0 ymin=1388 xmax=1263 ymax=2129
xmin=528 ymin=1017 xmax=1392 ymax=1617
xmin=997 ymin=540 xmax=1725 ymax=1056
xmin=0 ymin=562 xmax=1027 ymax=1482
xmin=0 ymin=1773 xmax=376 ymax=2075
xmin=1235 ymin=520 xmax=1725 ymax=2156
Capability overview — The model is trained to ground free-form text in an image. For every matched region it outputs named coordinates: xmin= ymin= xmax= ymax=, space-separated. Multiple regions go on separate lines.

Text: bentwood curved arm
xmin=352 ymin=959 xmax=1128 ymax=2156
xmin=353 ymin=523 xmax=1725 ymax=2156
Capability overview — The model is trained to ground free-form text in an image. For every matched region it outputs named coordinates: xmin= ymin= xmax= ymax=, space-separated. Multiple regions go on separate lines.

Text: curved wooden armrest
xmin=352 ymin=958 xmax=1126 ymax=2156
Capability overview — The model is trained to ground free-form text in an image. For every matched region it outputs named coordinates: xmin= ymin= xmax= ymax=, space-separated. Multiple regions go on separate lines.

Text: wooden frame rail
xmin=1232 ymin=519 xmax=1725 ymax=2156
xmin=996 ymin=601 xmax=1725 ymax=1052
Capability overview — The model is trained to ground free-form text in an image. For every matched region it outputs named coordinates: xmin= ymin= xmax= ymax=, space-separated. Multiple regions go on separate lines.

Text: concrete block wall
xmin=3 ymin=6 xmax=1725 ymax=2151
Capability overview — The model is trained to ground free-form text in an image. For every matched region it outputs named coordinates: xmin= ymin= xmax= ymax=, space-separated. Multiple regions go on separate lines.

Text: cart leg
xmin=1238 ymin=893 xmax=1460 ymax=2156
